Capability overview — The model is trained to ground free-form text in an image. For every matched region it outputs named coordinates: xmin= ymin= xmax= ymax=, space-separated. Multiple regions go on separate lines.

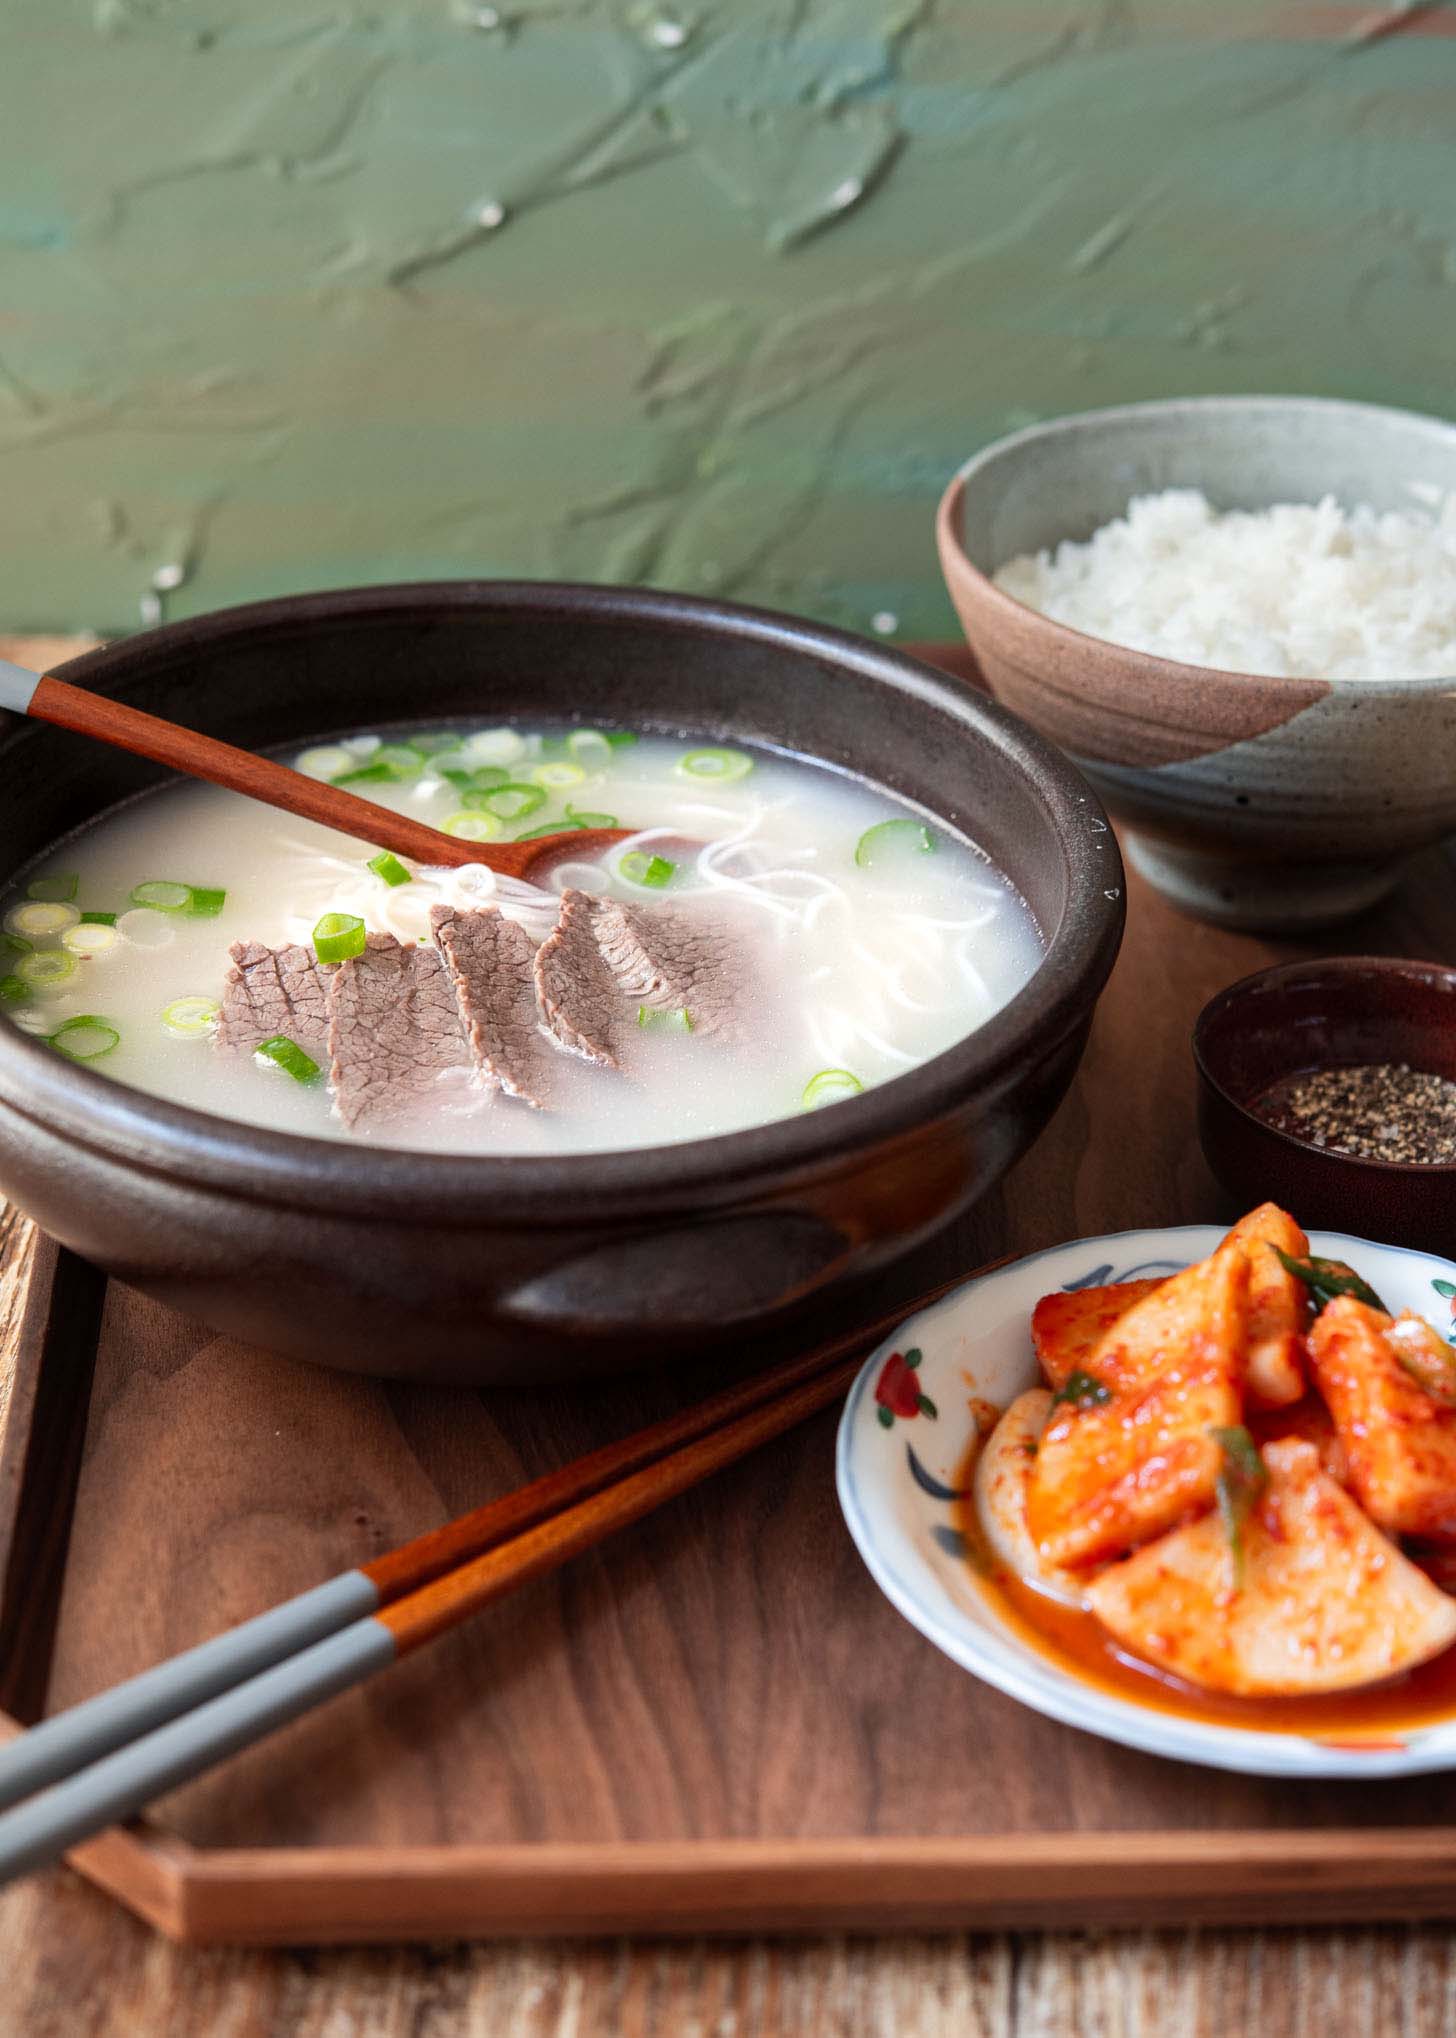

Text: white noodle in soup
xmin=0 ymin=726 xmax=1044 ymax=1154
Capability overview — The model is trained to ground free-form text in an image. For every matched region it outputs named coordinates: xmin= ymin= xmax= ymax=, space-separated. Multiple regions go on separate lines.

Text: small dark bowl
xmin=1194 ymin=957 xmax=1456 ymax=1256
xmin=0 ymin=583 xmax=1124 ymax=1385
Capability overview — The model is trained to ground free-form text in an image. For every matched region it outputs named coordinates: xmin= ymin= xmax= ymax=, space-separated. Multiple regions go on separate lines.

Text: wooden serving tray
xmin=4 ymin=669 xmax=1456 ymax=1944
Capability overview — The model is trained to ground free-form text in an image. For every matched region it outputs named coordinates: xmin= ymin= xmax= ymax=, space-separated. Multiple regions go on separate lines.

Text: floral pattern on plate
xmin=836 ymin=1224 xmax=1456 ymax=1779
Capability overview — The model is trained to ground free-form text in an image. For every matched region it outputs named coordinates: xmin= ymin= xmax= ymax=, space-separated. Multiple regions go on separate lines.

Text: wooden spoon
xmin=0 ymin=660 xmax=631 ymax=883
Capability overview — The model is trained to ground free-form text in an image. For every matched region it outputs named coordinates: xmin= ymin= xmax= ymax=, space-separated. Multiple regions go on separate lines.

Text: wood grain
xmin=4 ymin=637 xmax=1456 ymax=2025
xmin=8 ymin=1863 xmax=1456 ymax=2038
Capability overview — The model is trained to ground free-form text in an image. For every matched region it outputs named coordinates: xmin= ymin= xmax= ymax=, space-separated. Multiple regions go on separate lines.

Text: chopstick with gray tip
xmin=0 ymin=1574 xmax=380 ymax=1818
xmin=0 ymin=1271 xmax=970 ymax=1883
xmin=0 ymin=659 xmax=42 ymax=716
xmin=0 ymin=1353 xmax=863 ymax=1885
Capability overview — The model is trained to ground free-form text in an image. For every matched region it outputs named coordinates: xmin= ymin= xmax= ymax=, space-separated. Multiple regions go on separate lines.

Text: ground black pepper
xmin=1256 ymin=1062 xmax=1456 ymax=1165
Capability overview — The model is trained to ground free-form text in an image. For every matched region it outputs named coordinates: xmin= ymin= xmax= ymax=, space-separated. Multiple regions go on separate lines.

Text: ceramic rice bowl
xmin=937 ymin=396 xmax=1456 ymax=932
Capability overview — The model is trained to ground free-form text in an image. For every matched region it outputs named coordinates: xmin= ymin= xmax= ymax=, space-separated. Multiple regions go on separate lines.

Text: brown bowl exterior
xmin=0 ymin=584 xmax=1123 ymax=1384
xmin=1194 ymin=958 xmax=1456 ymax=1257
xmin=935 ymin=471 xmax=1327 ymax=770
xmin=936 ymin=397 xmax=1456 ymax=933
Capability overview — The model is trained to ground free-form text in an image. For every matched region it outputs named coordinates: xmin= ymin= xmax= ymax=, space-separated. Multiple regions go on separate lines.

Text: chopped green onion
xmin=62 ymin=922 xmax=119 ymax=957
xmin=27 ymin=873 xmax=78 ymax=904
xmin=187 ymin=887 xmax=227 ymax=918
xmin=801 ymin=1067 xmax=864 ymax=1111
xmin=567 ymin=729 xmax=613 ymax=763
xmin=677 ymin=746 xmax=753 ymax=784
xmin=129 ymin=880 xmax=193 ymax=913
xmin=1211 ymin=1425 xmax=1267 ymax=1592
xmin=461 ymin=728 xmax=526 ymax=768
xmin=1049 ymin=1368 xmax=1112 ymax=1412
xmin=4 ymin=900 xmax=81 ymax=940
xmin=470 ymin=781 xmax=543 ymax=822
xmin=413 ymin=731 xmax=463 ymax=755
xmin=312 ymin=912 xmax=367 ymax=964
xmin=334 ymin=743 xmax=424 ymax=786
xmin=1273 ymin=1248 xmax=1386 ymax=1315
xmin=531 ymin=760 xmax=588 ymax=790
xmin=367 ymin=850 xmax=412 ymax=888
xmin=254 ymin=1035 xmax=321 ymax=1083
xmin=618 ymin=851 xmax=675 ymax=888
xmin=161 ymin=995 xmax=221 ymax=1039
xmin=637 ymin=1005 xmax=693 ymax=1033
xmin=515 ymin=819 xmax=586 ymax=841
xmin=434 ymin=751 xmax=508 ymax=785
xmin=854 ymin=819 xmax=936 ymax=868
xmin=295 ymin=744 xmax=354 ymax=780
xmin=49 ymin=1014 xmax=120 ymax=1061
xmin=0 ymin=932 xmax=32 ymax=957
xmin=1392 ymin=1333 xmax=1456 ymax=1405
xmin=565 ymin=806 xmax=618 ymax=828
xmin=0 ymin=974 xmax=26 ymax=1005
xmin=17 ymin=949 xmax=78 ymax=991
xmin=606 ymin=729 xmax=638 ymax=748
xmin=537 ymin=733 xmax=567 ymax=758
xmin=443 ymin=811 xmax=503 ymax=841
xmin=79 ymin=911 xmax=117 ymax=927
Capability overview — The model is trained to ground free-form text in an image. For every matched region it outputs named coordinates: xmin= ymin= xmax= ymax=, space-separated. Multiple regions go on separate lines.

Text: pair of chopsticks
xmin=0 ymin=1273 xmax=966 ymax=1885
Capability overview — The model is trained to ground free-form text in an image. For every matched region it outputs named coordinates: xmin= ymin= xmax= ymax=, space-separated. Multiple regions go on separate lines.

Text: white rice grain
xmin=993 ymin=488 xmax=1456 ymax=681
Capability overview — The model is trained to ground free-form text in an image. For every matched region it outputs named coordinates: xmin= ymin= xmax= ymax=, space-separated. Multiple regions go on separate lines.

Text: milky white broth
xmin=1 ymin=726 xmax=1043 ymax=1154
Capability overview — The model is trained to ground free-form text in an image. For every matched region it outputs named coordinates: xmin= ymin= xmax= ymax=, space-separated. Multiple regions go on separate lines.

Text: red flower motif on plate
xmin=874 ymin=1347 xmax=937 ymax=1428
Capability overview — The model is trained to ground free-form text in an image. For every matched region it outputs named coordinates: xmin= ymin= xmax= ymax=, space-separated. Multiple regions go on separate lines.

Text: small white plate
xmin=836 ymin=1224 xmax=1456 ymax=1778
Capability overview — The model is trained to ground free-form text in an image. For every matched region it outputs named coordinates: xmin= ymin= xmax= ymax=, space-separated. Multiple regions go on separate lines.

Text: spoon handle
xmin=8 ymin=667 xmax=482 ymax=869
xmin=5 ymin=662 xmax=632 ymax=882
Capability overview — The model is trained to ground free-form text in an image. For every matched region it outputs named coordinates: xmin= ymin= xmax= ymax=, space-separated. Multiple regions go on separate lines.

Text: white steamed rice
xmin=993 ymin=488 xmax=1456 ymax=682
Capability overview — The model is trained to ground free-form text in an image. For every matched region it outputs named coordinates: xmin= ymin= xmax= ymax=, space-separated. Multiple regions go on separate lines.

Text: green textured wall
xmin=3 ymin=1 xmax=1454 ymax=641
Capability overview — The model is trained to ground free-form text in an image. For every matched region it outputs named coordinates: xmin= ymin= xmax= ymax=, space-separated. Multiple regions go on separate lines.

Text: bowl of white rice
xmin=936 ymin=395 xmax=1456 ymax=931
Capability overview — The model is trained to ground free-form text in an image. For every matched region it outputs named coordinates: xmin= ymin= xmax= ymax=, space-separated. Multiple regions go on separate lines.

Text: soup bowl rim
xmin=0 ymin=579 xmax=1124 ymax=1223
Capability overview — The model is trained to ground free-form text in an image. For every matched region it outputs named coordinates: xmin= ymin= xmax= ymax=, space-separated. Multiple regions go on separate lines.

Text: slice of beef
xmin=430 ymin=904 xmax=548 ymax=1110
xmin=216 ymin=940 xmax=333 ymax=1059
xmin=327 ymin=932 xmax=468 ymax=1130
xmin=533 ymin=888 xmax=624 ymax=1069
xmin=591 ymin=898 xmax=745 ymax=1040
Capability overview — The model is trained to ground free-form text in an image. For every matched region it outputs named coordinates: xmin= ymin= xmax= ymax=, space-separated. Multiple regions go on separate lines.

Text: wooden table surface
xmin=4 ymin=636 xmax=1456 ymax=2033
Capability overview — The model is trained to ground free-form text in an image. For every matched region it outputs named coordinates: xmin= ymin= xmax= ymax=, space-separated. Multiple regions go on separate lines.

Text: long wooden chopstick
xmin=0 ymin=1277 xmax=963 ymax=1820
xmin=0 ymin=1272 xmax=973 ymax=1885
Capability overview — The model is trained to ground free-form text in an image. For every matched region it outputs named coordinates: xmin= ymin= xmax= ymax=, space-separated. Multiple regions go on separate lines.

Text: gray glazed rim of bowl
xmin=0 ymin=579 xmax=1123 ymax=1226
xmin=938 ymin=393 xmax=1456 ymax=693
xmin=1192 ymin=954 xmax=1456 ymax=1179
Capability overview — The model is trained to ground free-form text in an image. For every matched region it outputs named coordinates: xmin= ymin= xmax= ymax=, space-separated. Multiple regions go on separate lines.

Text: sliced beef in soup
xmin=430 ymin=904 xmax=548 ymax=1109
xmin=592 ymin=899 xmax=745 ymax=1040
xmin=533 ymin=888 xmax=624 ymax=1069
xmin=217 ymin=940 xmax=333 ymax=1059
xmin=327 ymin=933 xmax=468 ymax=1130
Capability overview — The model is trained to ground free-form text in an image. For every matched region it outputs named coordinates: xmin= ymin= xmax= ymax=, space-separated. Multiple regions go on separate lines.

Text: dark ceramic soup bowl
xmin=0 ymin=584 xmax=1124 ymax=1383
